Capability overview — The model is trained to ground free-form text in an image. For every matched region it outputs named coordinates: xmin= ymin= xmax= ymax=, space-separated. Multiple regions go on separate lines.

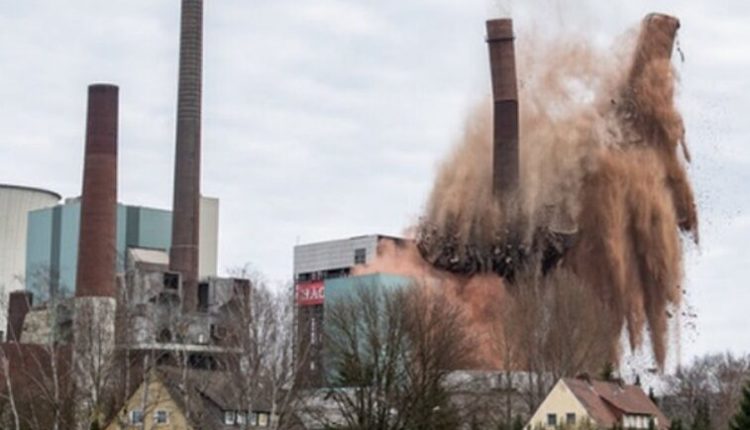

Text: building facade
xmin=0 ymin=184 xmax=61 ymax=339
xmin=25 ymin=196 xmax=219 ymax=302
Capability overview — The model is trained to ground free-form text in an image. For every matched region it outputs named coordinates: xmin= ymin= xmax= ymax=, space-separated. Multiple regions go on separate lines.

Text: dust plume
xmin=352 ymin=238 xmax=507 ymax=369
xmin=412 ymin=14 xmax=697 ymax=367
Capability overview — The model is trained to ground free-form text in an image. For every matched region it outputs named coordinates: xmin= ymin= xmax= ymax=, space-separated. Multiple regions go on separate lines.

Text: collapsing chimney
xmin=75 ymin=84 xmax=119 ymax=298
xmin=618 ymin=13 xmax=697 ymax=236
xmin=486 ymin=19 xmax=520 ymax=200
xmin=415 ymin=18 xmax=525 ymax=277
xmin=170 ymin=0 xmax=203 ymax=312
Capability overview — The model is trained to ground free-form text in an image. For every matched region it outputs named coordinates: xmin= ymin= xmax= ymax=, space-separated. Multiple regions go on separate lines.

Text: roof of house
xmin=562 ymin=377 xmax=670 ymax=429
xmin=154 ymin=366 xmax=275 ymax=429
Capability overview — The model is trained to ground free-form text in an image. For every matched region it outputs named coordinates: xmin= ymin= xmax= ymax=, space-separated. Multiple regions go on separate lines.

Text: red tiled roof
xmin=563 ymin=377 xmax=670 ymax=430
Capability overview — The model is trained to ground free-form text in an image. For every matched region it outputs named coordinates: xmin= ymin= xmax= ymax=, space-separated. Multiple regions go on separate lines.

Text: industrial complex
xmin=0 ymin=1 xmax=259 ymax=428
xmin=0 ymin=0 xmax=692 ymax=428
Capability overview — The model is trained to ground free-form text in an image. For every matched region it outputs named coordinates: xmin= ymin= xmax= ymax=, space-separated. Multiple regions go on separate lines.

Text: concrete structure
xmin=486 ymin=18 xmax=519 ymax=199
xmin=171 ymin=0 xmax=204 ymax=312
xmin=0 ymin=184 xmax=60 ymax=339
xmin=526 ymin=377 xmax=669 ymax=430
xmin=25 ymin=197 xmax=219 ymax=302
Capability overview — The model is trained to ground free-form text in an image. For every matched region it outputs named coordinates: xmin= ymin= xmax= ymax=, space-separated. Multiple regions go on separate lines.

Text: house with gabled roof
xmin=526 ymin=375 xmax=670 ymax=430
xmin=105 ymin=366 xmax=277 ymax=429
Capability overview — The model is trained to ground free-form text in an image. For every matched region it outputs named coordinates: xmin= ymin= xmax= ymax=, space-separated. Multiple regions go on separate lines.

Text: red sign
xmin=296 ymin=281 xmax=325 ymax=306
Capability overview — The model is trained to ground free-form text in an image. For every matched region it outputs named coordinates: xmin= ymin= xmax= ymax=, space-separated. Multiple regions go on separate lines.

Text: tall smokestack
xmin=75 ymin=84 xmax=118 ymax=298
xmin=171 ymin=0 xmax=203 ymax=312
xmin=486 ymin=19 xmax=519 ymax=200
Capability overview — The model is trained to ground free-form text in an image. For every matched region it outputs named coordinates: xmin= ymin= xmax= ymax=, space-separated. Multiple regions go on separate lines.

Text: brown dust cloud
xmin=354 ymin=14 xmax=697 ymax=370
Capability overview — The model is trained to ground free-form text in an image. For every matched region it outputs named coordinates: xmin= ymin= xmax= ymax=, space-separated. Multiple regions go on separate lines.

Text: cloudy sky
xmin=1 ymin=0 xmax=748 ymax=361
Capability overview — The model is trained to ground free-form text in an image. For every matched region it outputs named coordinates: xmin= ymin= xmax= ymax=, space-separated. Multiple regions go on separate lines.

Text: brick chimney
xmin=486 ymin=19 xmax=519 ymax=200
xmin=75 ymin=84 xmax=118 ymax=298
xmin=170 ymin=0 xmax=203 ymax=312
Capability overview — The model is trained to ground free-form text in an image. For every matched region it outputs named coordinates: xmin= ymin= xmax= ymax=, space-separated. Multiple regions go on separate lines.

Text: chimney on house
xmin=170 ymin=0 xmax=203 ymax=312
xmin=486 ymin=19 xmax=520 ymax=200
xmin=6 ymin=291 xmax=33 ymax=342
xmin=75 ymin=84 xmax=119 ymax=298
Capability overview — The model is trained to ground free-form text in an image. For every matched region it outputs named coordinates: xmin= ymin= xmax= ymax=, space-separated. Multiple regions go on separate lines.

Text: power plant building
xmin=25 ymin=196 xmax=219 ymax=302
xmin=293 ymin=234 xmax=412 ymax=386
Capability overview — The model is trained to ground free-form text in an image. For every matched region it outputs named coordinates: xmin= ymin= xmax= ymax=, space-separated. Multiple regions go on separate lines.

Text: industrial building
xmin=0 ymin=2 xmax=258 ymax=428
xmin=0 ymin=184 xmax=61 ymax=340
xmin=293 ymin=235 xmax=413 ymax=386
xmin=24 ymin=196 xmax=218 ymax=302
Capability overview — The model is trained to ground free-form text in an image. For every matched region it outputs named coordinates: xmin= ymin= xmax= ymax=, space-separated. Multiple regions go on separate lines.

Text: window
xmin=258 ymin=412 xmax=270 ymax=427
xmin=198 ymin=282 xmax=210 ymax=312
xmin=154 ymin=410 xmax=169 ymax=424
xmin=130 ymin=410 xmax=144 ymax=424
xmin=163 ymin=272 xmax=179 ymax=290
xmin=224 ymin=410 xmax=236 ymax=425
xmin=249 ymin=412 xmax=259 ymax=426
xmin=354 ymin=248 xmax=366 ymax=264
xmin=566 ymin=413 xmax=576 ymax=425
xmin=236 ymin=411 xmax=247 ymax=425
xmin=547 ymin=414 xmax=557 ymax=427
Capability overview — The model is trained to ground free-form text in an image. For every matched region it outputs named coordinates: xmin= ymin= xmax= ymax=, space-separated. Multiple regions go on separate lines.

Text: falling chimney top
xmin=75 ymin=84 xmax=119 ymax=298
xmin=170 ymin=0 xmax=204 ymax=312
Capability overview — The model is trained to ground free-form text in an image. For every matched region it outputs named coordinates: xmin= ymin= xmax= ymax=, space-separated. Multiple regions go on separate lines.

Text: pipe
xmin=75 ymin=84 xmax=118 ymax=298
xmin=170 ymin=0 xmax=203 ymax=312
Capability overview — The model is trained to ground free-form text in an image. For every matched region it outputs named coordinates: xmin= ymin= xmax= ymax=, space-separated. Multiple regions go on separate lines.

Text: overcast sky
xmin=1 ymin=0 xmax=748 ymax=362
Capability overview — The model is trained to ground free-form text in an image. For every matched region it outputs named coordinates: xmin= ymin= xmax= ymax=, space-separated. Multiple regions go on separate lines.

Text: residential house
xmin=526 ymin=376 xmax=670 ymax=430
xmin=106 ymin=367 xmax=276 ymax=429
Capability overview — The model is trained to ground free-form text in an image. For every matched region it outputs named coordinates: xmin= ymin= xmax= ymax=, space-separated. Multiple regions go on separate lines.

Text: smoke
xmin=410 ymin=14 xmax=697 ymax=368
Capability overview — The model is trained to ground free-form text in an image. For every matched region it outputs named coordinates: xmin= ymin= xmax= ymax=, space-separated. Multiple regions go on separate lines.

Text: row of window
xmin=623 ymin=414 xmax=657 ymax=429
xmin=129 ymin=409 xmax=273 ymax=427
xmin=547 ymin=413 xmax=576 ymax=427
xmin=223 ymin=410 xmax=271 ymax=427
xmin=130 ymin=410 xmax=168 ymax=425
xmin=545 ymin=413 xmax=656 ymax=429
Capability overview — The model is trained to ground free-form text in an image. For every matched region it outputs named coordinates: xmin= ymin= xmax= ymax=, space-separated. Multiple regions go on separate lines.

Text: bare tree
xmin=319 ymin=282 xmax=475 ymax=430
xmin=220 ymin=267 xmax=302 ymax=429
xmin=494 ymin=267 xmax=617 ymax=418
xmin=663 ymin=353 xmax=750 ymax=430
